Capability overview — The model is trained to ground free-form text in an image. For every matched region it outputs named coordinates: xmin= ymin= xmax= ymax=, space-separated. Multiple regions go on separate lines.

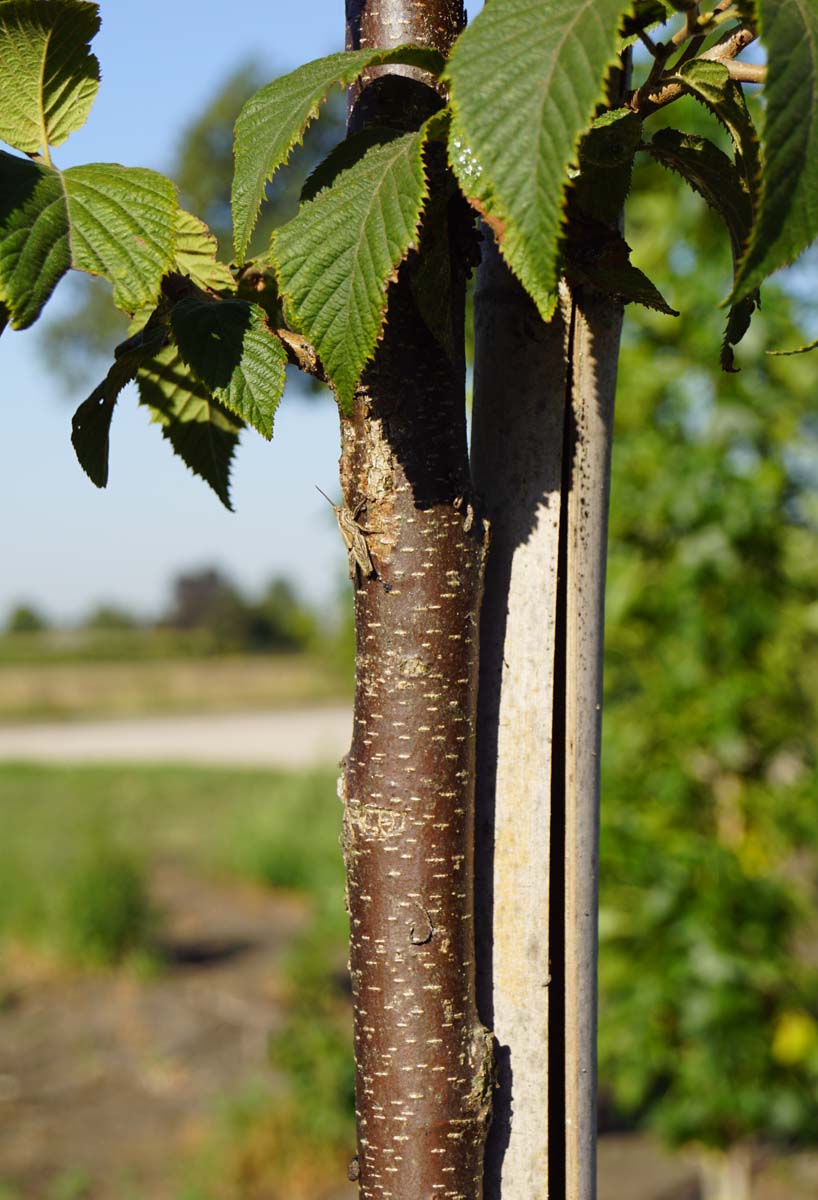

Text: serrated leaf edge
xmin=232 ymin=44 xmax=444 ymax=261
xmin=146 ymin=387 xmax=239 ymax=512
xmin=271 ymin=128 xmax=431 ymax=414
xmin=169 ymin=297 xmax=287 ymax=439
xmin=730 ymin=0 xmax=818 ymax=300
xmin=444 ymin=0 xmax=634 ymax=319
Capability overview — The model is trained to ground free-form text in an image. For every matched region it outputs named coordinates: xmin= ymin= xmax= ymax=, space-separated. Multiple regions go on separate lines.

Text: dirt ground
xmin=0 ymin=865 xmax=320 ymax=1199
xmin=1 ymin=865 xmax=816 ymax=1200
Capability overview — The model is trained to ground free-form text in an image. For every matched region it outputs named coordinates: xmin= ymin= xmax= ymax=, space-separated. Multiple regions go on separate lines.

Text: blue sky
xmin=2 ymin=1 xmax=407 ymax=622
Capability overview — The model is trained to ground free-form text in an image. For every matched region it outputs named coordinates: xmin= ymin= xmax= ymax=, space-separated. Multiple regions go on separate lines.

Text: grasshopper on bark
xmin=317 ymin=487 xmax=388 ymax=589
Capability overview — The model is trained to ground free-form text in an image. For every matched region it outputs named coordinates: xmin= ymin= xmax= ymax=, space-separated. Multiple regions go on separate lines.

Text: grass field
xmin=0 ymin=653 xmax=350 ymax=722
xmin=0 ymin=762 xmax=344 ymax=964
xmin=0 ymin=762 xmax=353 ymax=1199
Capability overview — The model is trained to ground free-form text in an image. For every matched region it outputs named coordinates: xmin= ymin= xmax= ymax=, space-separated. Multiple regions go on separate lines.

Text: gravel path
xmin=0 ymin=704 xmax=352 ymax=767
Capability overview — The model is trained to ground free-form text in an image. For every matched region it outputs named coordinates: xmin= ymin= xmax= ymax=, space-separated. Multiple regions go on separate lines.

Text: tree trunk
xmin=696 ymin=1147 xmax=755 ymax=1200
xmin=472 ymin=253 xmax=622 ymax=1200
xmin=340 ymin=3 xmax=492 ymax=1197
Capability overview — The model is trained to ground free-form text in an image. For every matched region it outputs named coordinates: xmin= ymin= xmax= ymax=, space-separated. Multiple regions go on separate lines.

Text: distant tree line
xmin=3 ymin=566 xmax=324 ymax=654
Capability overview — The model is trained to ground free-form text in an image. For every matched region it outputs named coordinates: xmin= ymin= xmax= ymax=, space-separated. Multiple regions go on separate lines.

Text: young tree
xmin=1 ymin=1 xmax=816 ymax=1197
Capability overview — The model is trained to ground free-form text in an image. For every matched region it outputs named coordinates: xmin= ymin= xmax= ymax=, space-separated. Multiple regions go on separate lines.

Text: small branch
xmin=276 ymin=327 xmax=327 ymax=382
xmin=638 ymin=28 xmax=661 ymax=57
xmin=698 ymin=2 xmax=742 ymax=35
xmin=631 ymin=38 xmax=673 ymax=111
xmin=669 ymin=3 xmax=748 ymax=67
xmin=683 ymin=3 xmax=701 ymax=44
xmin=724 ymin=60 xmax=766 ymax=83
xmin=629 ymin=24 xmax=758 ymax=114
xmin=703 ymin=22 xmax=756 ymax=59
xmin=670 ymin=1 xmax=701 ymax=48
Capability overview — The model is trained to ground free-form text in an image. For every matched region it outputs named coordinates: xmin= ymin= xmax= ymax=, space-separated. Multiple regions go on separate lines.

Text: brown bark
xmin=339 ymin=3 xmax=492 ymax=1197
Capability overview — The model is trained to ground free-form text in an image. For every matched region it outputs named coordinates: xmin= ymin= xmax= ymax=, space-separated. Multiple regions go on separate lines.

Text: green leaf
xmin=574 ymin=108 xmax=642 ymax=225
xmin=63 ymin=163 xmax=178 ymax=311
xmin=173 ymin=209 xmax=235 ymax=292
xmin=300 ymin=126 xmax=401 ymax=203
xmin=0 ymin=151 xmax=69 ymax=328
xmin=564 ymin=215 xmax=679 ymax=315
xmin=672 ymin=60 xmax=761 ymax=192
xmin=646 ymin=128 xmax=759 ymax=369
xmin=71 ymin=309 xmax=171 ymax=488
xmin=621 ymin=0 xmax=669 ymax=38
xmin=0 ymin=0 xmax=100 ymax=156
xmin=720 ymin=292 xmax=758 ymax=372
xmin=0 ymin=153 xmax=178 ymax=327
xmin=445 ymin=0 xmax=633 ymax=319
xmin=580 ymin=108 xmax=643 ymax=170
xmin=232 ymin=44 xmax=444 ymax=261
xmin=170 ymin=297 xmax=287 ymax=439
xmin=732 ymin=0 xmax=818 ymax=298
xmin=410 ymin=178 xmax=456 ymax=361
xmin=71 ymin=299 xmax=245 ymax=507
xmin=647 ymin=129 xmax=752 ymax=261
xmin=71 ymin=388 xmax=116 ymax=489
xmin=272 ymin=129 xmax=428 ymax=412
xmin=137 ymin=341 xmax=243 ymax=510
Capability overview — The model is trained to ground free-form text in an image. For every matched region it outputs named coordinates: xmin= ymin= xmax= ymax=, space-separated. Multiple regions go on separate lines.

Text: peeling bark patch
xmin=399 ymin=655 xmax=430 ymax=678
xmin=347 ymin=803 xmax=408 ymax=840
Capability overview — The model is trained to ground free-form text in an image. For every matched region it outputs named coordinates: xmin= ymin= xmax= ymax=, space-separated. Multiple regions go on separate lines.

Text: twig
xmin=703 ymin=22 xmax=756 ymax=59
xmin=629 ymin=24 xmax=758 ymax=114
xmin=638 ymin=28 xmax=661 ymax=57
xmin=276 ymin=328 xmax=327 ymax=382
xmin=670 ymin=1 xmax=701 ymax=48
xmin=724 ymin=61 xmax=766 ymax=84
xmin=682 ymin=3 xmax=701 ymax=43
xmin=631 ymin=37 xmax=673 ymax=111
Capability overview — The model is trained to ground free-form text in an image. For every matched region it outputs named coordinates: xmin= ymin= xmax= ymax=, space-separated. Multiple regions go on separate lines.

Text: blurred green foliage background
xmin=598 ymin=93 xmax=818 ymax=1194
